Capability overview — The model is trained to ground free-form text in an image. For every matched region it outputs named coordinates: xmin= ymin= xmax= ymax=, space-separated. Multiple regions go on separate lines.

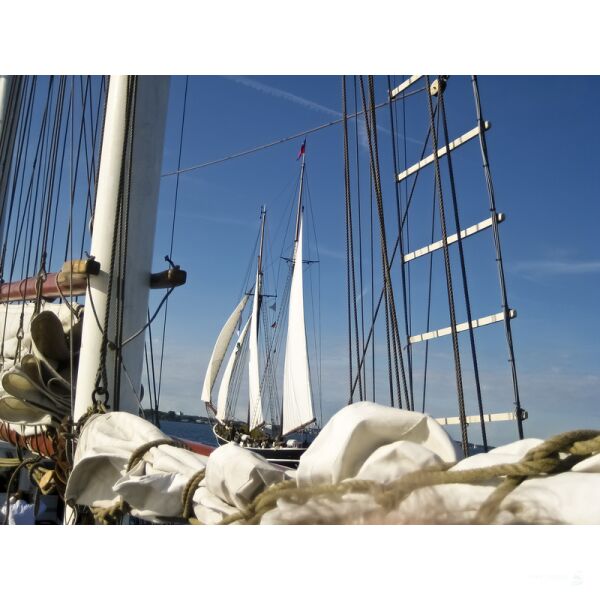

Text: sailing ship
xmin=0 ymin=74 xmax=553 ymax=525
xmin=201 ymin=147 xmax=316 ymax=468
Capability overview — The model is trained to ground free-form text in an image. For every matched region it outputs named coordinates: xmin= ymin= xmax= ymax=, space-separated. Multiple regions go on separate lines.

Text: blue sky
xmin=147 ymin=75 xmax=600 ymax=447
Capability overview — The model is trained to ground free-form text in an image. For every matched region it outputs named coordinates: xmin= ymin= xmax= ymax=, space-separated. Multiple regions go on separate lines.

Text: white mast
xmin=73 ymin=76 xmax=169 ymax=421
xmin=201 ymin=294 xmax=249 ymax=412
xmin=248 ymin=206 xmax=266 ymax=431
xmin=282 ymin=149 xmax=314 ymax=436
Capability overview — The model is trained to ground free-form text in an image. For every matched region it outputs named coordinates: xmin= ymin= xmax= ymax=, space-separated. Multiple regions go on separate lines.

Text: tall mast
xmin=73 ymin=76 xmax=169 ymax=421
xmin=281 ymin=146 xmax=315 ymax=436
xmin=248 ymin=206 xmax=266 ymax=431
xmin=293 ymin=148 xmax=306 ymax=245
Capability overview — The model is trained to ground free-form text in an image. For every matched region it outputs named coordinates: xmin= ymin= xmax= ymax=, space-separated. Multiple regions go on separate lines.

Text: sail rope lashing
xmin=471 ymin=76 xmax=524 ymax=440
xmin=424 ymin=76 xmax=469 ymax=456
xmin=341 ymin=76 xmax=364 ymax=403
xmin=219 ymin=428 xmax=600 ymax=526
xmin=386 ymin=75 xmax=414 ymax=411
xmin=436 ymin=80 xmax=488 ymax=450
xmin=348 ymin=99 xmax=439 ymax=401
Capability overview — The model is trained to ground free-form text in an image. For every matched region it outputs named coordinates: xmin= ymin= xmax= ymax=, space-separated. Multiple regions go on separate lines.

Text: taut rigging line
xmin=161 ymin=86 xmax=425 ymax=178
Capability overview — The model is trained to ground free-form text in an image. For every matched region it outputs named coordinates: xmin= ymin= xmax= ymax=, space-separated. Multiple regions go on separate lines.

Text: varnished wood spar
xmin=0 ymin=421 xmax=55 ymax=457
xmin=0 ymin=259 xmax=99 ymax=303
xmin=0 ymin=260 xmax=187 ymax=303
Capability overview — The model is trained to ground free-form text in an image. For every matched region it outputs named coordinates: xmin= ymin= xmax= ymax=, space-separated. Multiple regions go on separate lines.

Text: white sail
xmin=282 ymin=216 xmax=314 ymax=436
xmin=215 ymin=317 xmax=250 ymax=422
xmin=248 ymin=270 xmax=264 ymax=431
xmin=201 ymin=295 xmax=249 ymax=407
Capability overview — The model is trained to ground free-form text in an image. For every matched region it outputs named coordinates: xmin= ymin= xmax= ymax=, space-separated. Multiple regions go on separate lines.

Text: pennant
xmin=296 ymin=139 xmax=306 ymax=160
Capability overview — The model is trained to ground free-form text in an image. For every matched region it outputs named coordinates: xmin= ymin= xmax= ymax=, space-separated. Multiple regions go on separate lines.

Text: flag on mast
xmin=297 ymin=139 xmax=306 ymax=160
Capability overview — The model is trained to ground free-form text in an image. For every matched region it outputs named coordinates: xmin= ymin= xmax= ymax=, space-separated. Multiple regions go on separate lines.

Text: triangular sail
xmin=216 ymin=316 xmax=250 ymax=422
xmin=248 ymin=270 xmax=264 ymax=431
xmin=282 ymin=216 xmax=314 ymax=436
xmin=201 ymin=295 xmax=249 ymax=408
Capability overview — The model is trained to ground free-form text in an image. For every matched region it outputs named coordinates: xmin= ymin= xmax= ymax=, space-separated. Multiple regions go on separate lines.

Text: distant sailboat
xmin=201 ymin=149 xmax=316 ymax=467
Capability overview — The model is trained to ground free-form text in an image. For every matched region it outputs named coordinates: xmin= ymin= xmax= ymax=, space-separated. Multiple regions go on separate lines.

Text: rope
xmin=91 ymin=500 xmax=130 ymax=525
xmin=182 ymin=469 xmax=205 ymax=520
xmin=126 ymin=438 xmax=184 ymax=472
xmin=218 ymin=429 xmax=600 ymax=525
xmin=341 ymin=77 xmax=363 ymax=403
xmin=387 ymin=75 xmax=414 ymax=410
xmin=424 ymin=76 xmax=469 ymax=455
xmin=471 ymin=75 xmax=524 ymax=439
xmin=437 ymin=82 xmax=488 ymax=450
xmin=159 ymin=95 xmax=428 ymax=178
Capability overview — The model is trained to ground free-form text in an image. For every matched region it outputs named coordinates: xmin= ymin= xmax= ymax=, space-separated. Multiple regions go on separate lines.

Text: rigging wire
xmin=342 ymin=76 xmax=363 ymax=403
xmin=437 ymin=81 xmax=488 ymax=450
xmin=424 ymin=75 xmax=469 ymax=455
xmin=154 ymin=76 xmax=189 ymax=413
xmin=160 ymin=90 xmax=425 ymax=179
xmin=387 ymin=75 xmax=414 ymax=410
xmin=471 ymin=75 xmax=524 ymax=439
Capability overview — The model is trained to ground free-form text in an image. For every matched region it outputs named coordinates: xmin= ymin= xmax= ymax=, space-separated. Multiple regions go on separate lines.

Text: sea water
xmin=160 ymin=421 xmax=217 ymax=446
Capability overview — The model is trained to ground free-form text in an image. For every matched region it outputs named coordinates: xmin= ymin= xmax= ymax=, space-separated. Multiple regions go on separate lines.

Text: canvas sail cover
xmin=248 ymin=271 xmax=264 ymax=431
xmin=282 ymin=217 xmax=314 ymax=436
xmin=216 ymin=317 xmax=250 ymax=422
xmin=201 ymin=295 xmax=249 ymax=407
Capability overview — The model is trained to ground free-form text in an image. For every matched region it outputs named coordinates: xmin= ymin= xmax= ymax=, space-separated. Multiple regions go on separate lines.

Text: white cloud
xmin=513 ymin=259 xmax=600 ymax=277
xmin=224 ymin=76 xmax=341 ymax=118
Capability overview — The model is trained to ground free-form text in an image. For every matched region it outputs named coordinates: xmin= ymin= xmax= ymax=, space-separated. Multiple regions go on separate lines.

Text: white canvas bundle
xmin=203 ymin=442 xmax=288 ymax=510
xmin=66 ymin=412 xmax=207 ymax=516
xmin=296 ymin=402 xmax=458 ymax=487
xmin=65 ymin=403 xmax=600 ymax=525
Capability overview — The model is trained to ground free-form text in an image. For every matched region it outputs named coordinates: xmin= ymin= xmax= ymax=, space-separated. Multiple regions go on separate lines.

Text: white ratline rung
xmin=397 ymin=122 xmax=491 ymax=182
xmin=409 ymin=309 xmax=517 ymax=344
xmin=435 ymin=410 xmax=528 ymax=426
xmin=390 ymin=75 xmax=422 ymax=99
xmin=403 ymin=213 xmax=505 ymax=263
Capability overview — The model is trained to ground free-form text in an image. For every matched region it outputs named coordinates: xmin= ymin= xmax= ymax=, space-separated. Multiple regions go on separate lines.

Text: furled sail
xmin=282 ymin=216 xmax=314 ymax=436
xmin=248 ymin=271 xmax=264 ymax=431
xmin=216 ymin=317 xmax=250 ymax=422
xmin=201 ymin=295 xmax=249 ymax=408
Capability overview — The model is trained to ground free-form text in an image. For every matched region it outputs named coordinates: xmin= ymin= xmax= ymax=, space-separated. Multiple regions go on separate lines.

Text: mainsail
xmin=216 ymin=317 xmax=250 ymax=421
xmin=201 ymin=294 xmax=249 ymax=409
xmin=282 ymin=214 xmax=314 ymax=436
